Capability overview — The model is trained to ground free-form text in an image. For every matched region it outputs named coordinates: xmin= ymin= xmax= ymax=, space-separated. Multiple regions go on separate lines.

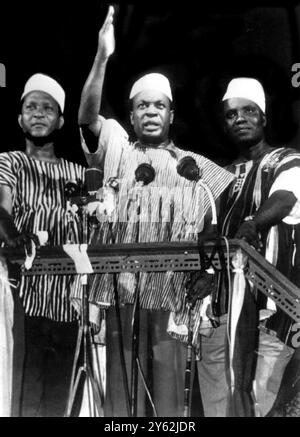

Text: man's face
xmin=19 ymin=91 xmax=63 ymax=139
xmin=130 ymin=90 xmax=174 ymax=145
xmin=223 ymin=97 xmax=266 ymax=147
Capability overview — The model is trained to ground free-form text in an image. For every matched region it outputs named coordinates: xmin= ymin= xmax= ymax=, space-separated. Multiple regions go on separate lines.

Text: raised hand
xmin=98 ymin=5 xmax=115 ymax=59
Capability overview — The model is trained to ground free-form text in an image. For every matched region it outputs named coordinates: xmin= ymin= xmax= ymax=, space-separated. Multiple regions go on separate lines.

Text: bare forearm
xmin=78 ymin=6 xmax=115 ymax=128
xmin=235 ymin=190 xmax=297 ymax=248
xmin=0 ymin=206 xmax=19 ymax=244
xmin=0 ymin=186 xmax=38 ymax=253
xmin=78 ymin=53 xmax=108 ymax=126
xmin=254 ymin=190 xmax=297 ymax=232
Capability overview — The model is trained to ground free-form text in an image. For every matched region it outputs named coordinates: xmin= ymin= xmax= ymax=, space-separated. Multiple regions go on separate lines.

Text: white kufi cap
xmin=21 ymin=73 xmax=65 ymax=113
xmin=129 ymin=73 xmax=173 ymax=101
xmin=222 ymin=77 xmax=265 ymax=113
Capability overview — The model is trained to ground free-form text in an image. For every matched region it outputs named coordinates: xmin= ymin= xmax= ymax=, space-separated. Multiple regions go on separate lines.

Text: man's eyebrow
xmin=136 ymin=99 xmax=166 ymax=104
xmin=226 ymin=104 xmax=257 ymax=111
xmin=225 ymin=108 xmax=236 ymax=113
xmin=25 ymin=97 xmax=52 ymax=102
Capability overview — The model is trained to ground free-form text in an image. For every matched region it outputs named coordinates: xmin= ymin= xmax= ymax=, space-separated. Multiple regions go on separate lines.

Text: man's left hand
xmin=235 ymin=220 xmax=262 ymax=250
xmin=185 ymin=270 xmax=216 ymax=307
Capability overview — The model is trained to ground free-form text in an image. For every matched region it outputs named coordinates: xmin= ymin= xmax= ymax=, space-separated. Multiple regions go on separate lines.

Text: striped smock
xmin=76 ymin=118 xmax=234 ymax=328
xmin=0 ymin=151 xmax=85 ymax=322
xmin=218 ymin=147 xmax=300 ymax=346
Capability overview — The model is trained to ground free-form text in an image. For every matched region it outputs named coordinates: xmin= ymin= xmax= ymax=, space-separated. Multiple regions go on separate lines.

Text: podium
xmin=2 ymin=239 xmax=300 ymax=323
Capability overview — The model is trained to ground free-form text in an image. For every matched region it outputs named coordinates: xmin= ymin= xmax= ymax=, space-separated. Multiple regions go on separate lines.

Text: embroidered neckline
xmin=24 ymin=152 xmax=61 ymax=165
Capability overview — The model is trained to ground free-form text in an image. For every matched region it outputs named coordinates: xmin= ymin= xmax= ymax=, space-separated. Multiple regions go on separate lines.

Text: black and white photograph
xmin=0 ymin=0 xmax=300 ymax=420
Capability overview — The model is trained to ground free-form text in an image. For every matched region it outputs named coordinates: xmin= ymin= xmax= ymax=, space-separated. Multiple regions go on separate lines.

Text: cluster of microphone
xmin=64 ymin=167 xmax=104 ymax=206
xmin=134 ymin=157 xmax=202 ymax=185
xmin=65 ymin=157 xmax=202 ymax=208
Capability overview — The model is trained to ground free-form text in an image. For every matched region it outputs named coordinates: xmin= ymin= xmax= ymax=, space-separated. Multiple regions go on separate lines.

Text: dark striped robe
xmin=218 ymin=147 xmax=300 ymax=416
xmin=218 ymin=147 xmax=300 ymax=346
xmin=0 ymin=151 xmax=85 ymax=322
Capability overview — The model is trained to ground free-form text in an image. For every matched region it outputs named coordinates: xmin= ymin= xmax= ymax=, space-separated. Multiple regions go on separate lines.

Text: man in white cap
xmin=0 ymin=73 xmax=85 ymax=416
xmin=190 ymin=76 xmax=300 ymax=417
xmin=78 ymin=6 xmax=234 ymax=417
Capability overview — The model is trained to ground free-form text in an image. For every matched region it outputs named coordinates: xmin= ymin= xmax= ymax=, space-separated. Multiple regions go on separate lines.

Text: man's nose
xmin=145 ymin=104 xmax=158 ymax=115
xmin=236 ymin=110 xmax=246 ymax=123
xmin=33 ymin=107 xmax=45 ymax=117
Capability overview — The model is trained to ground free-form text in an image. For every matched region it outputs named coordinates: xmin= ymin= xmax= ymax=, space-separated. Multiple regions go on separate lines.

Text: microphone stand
xmin=66 ymin=171 xmax=132 ymax=417
xmin=65 ymin=195 xmax=104 ymax=417
xmin=130 ymin=165 xmax=157 ymax=417
xmin=130 ymin=269 xmax=141 ymax=417
xmin=130 ymin=253 xmax=157 ymax=417
xmin=130 ymin=183 xmax=142 ymax=417
xmin=183 ymin=301 xmax=194 ymax=418
xmin=107 ymin=219 xmax=131 ymax=417
xmin=177 ymin=156 xmax=219 ymax=417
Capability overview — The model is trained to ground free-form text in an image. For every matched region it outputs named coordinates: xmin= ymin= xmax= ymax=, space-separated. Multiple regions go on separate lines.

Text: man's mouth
xmin=32 ymin=123 xmax=47 ymax=129
xmin=143 ymin=121 xmax=160 ymax=130
xmin=235 ymin=126 xmax=251 ymax=133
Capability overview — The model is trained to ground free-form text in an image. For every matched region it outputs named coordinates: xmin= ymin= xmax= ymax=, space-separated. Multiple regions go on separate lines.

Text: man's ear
xmin=18 ymin=114 xmax=23 ymax=130
xmin=130 ymin=111 xmax=134 ymax=126
xmin=262 ymin=112 xmax=267 ymax=127
xmin=170 ymin=110 xmax=174 ymax=125
xmin=58 ymin=115 xmax=64 ymax=130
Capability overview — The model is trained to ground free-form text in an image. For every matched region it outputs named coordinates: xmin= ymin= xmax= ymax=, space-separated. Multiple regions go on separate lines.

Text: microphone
xmin=176 ymin=156 xmax=201 ymax=182
xmin=64 ymin=168 xmax=103 ymax=211
xmin=85 ymin=167 xmax=104 ymax=196
xmin=65 ymin=180 xmax=81 ymax=199
xmin=135 ymin=163 xmax=155 ymax=186
xmin=134 ymin=164 xmax=155 ymax=222
xmin=83 ymin=168 xmax=104 ymax=229
xmin=64 ymin=180 xmax=82 ymax=213
xmin=64 ymin=181 xmax=82 ymax=240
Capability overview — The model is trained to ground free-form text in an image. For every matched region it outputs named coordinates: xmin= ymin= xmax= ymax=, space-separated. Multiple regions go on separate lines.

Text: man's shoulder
xmin=171 ymin=144 xmax=204 ymax=162
xmin=271 ymin=146 xmax=300 ymax=159
xmin=268 ymin=146 xmax=300 ymax=167
xmin=266 ymin=146 xmax=300 ymax=176
xmin=180 ymin=148 xmax=226 ymax=170
xmin=100 ymin=118 xmax=129 ymax=141
xmin=0 ymin=150 xmax=25 ymax=161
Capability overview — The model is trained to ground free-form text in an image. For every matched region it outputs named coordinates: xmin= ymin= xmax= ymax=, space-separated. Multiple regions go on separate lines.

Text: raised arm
xmin=78 ymin=5 xmax=115 ymax=137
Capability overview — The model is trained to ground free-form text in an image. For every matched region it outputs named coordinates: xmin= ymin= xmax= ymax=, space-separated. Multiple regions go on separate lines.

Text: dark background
xmin=0 ymin=0 xmax=300 ymax=418
xmin=1 ymin=0 xmax=300 ymax=166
